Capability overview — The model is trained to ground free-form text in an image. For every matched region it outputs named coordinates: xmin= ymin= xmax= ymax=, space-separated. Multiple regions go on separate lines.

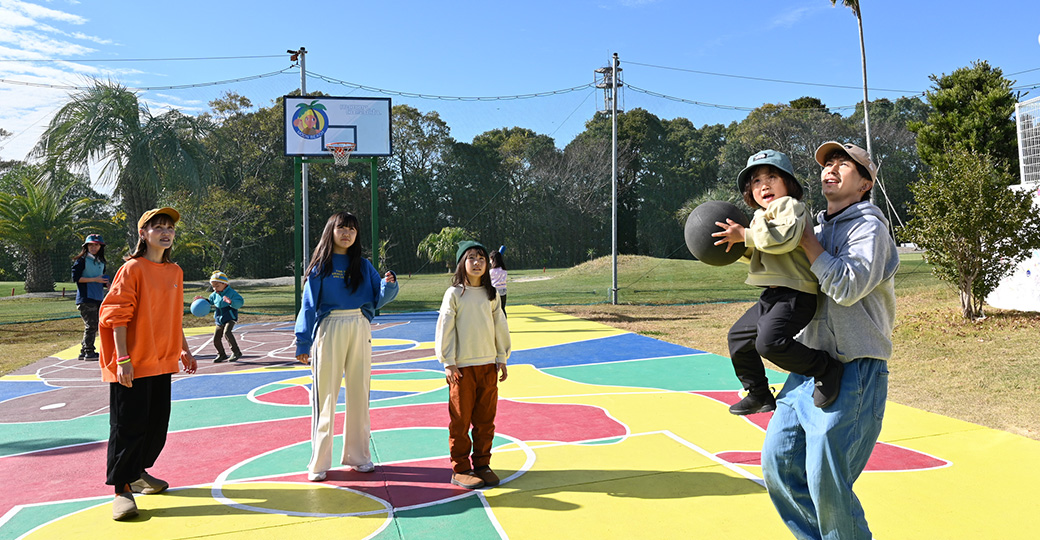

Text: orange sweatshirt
xmin=98 ymin=257 xmax=185 ymax=382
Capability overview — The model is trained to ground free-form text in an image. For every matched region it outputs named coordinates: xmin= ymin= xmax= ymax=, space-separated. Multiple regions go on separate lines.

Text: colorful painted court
xmin=1 ymin=306 xmax=1038 ymax=538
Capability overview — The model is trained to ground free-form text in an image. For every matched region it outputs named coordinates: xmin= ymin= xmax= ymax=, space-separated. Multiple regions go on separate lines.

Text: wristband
xmin=116 ymin=355 xmax=131 ymax=365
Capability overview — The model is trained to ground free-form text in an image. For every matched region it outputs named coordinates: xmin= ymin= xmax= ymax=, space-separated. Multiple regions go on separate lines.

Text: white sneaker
xmin=307 ymin=471 xmax=326 ymax=482
xmin=352 ymin=462 xmax=375 ymax=473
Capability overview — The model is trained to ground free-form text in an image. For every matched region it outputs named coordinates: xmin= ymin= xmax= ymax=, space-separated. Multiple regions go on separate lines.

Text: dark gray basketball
xmin=684 ymin=201 xmax=751 ymax=266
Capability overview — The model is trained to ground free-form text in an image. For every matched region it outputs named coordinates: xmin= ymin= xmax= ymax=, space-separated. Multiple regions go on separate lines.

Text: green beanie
xmin=456 ymin=240 xmax=487 ymax=264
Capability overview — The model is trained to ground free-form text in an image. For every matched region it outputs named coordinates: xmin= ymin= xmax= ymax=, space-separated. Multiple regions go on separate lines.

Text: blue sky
xmin=1 ymin=0 xmax=1039 ymax=167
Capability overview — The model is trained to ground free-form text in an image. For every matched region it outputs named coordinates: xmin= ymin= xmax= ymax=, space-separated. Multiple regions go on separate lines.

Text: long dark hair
xmin=452 ymin=246 xmax=496 ymax=301
xmin=489 ymin=250 xmax=506 ymax=271
xmin=73 ymin=242 xmax=107 ymax=265
xmin=126 ymin=214 xmax=175 ymax=263
xmin=306 ymin=211 xmax=363 ymax=292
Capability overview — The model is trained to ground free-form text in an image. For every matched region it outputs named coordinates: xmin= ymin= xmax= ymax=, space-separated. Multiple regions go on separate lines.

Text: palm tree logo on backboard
xmin=291 ymin=100 xmax=329 ymax=139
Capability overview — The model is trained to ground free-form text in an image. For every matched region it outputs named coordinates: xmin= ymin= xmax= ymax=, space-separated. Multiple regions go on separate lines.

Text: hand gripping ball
xmin=190 ymin=298 xmax=210 ymax=317
xmin=684 ymin=200 xmax=751 ymax=266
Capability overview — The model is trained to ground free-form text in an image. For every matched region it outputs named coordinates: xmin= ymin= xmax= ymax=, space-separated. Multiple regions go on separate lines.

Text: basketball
xmin=190 ymin=298 xmax=210 ymax=317
xmin=684 ymin=201 xmax=750 ymax=266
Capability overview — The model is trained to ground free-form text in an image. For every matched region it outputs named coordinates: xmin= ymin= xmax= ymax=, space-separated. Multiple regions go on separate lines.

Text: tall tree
xmin=35 ymin=80 xmax=213 ymax=244
xmin=830 ymin=0 xmax=873 ymax=166
xmin=0 ymin=168 xmax=101 ymax=292
xmin=909 ymin=61 xmax=1020 ymax=178
xmin=849 ymin=96 xmax=931 ymax=231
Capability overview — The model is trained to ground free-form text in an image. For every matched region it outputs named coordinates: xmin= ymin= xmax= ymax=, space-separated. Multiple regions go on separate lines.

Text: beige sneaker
xmin=450 ymin=470 xmax=485 ymax=490
xmin=129 ymin=471 xmax=169 ymax=494
xmin=112 ymin=492 xmax=138 ymax=521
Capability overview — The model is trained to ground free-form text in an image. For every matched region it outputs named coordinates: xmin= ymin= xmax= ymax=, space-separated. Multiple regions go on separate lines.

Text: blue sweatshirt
xmin=294 ymin=254 xmax=399 ymax=356
xmin=72 ymin=254 xmax=106 ymax=305
xmin=208 ymin=286 xmax=244 ymax=326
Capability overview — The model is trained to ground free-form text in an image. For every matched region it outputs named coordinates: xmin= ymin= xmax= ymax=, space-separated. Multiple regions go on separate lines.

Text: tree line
xmin=2 ymin=61 xmax=1035 ymax=319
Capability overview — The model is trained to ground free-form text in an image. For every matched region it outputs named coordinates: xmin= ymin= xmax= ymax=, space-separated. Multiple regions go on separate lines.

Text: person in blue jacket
xmin=294 ymin=211 xmax=398 ymax=481
xmin=193 ymin=271 xmax=245 ymax=362
xmin=71 ymin=234 xmax=109 ymax=360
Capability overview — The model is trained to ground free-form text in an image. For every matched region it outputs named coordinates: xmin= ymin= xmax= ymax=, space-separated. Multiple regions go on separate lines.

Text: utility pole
xmin=595 ymin=54 xmax=622 ymax=305
xmin=291 ymin=47 xmax=311 ymax=269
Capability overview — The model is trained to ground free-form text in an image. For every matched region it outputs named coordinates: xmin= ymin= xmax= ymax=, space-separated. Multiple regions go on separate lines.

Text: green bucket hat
xmin=456 ymin=240 xmax=487 ymax=264
xmin=736 ymin=149 xmax=796 ymax=194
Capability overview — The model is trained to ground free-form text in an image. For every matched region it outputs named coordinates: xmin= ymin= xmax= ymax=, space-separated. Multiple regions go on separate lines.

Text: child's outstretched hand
xmin=497 ymin=363 xmax=508 ymax=382
xmin=444 ymin=365 xmax=461 ymax=384
xmin=384 ymin=271 xmax=396 ymax=284
xmin=711 ymin=219 xmax=746 ymax=252
xmin=180 ymin=350 xmax=197 ymax=374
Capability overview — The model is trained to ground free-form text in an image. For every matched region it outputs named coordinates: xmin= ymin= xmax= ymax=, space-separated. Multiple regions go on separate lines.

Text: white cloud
xmin=0 ymin=0 xmax=86 ymax=25
xmin=0 ymin=0 xmax=99 ymax=161
xmin=769 ymin=4 xmax=829 ymax=29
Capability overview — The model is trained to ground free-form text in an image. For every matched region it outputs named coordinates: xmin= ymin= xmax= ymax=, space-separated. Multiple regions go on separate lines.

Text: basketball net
xmin=327 ymin=142 xmax=356 ymax=167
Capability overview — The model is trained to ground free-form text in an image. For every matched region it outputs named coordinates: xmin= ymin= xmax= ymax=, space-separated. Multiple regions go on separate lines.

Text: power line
xmin=625 ymin=59 xmax=924 ymax=95
xmin=306 ymin=70 xmax=596 ymax=101
xmin=0 ymin=68 xmax=296 ymax=92
xmin=626 ymin=83 xmax=862 ymax=112
xmin=1 ymin=54 xmax=286 ymax=63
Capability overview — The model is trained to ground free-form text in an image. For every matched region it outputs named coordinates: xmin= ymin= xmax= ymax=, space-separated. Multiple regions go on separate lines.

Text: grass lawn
xmin=3 ymin=254 xmax=1038 ymax=440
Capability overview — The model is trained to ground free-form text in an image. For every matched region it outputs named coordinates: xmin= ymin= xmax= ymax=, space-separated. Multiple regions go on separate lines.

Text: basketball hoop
xmin=326 ymin=142 xmax=356 ymax=167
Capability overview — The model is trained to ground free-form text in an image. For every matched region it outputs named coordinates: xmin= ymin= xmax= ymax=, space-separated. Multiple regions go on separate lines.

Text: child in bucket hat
xmin=71 ymin=233 xmax=109 ymax=360
xmin=712 ymin=149 xmax=845 ymax=415
xmin=193 ymin=271 xmax=245 ymax=362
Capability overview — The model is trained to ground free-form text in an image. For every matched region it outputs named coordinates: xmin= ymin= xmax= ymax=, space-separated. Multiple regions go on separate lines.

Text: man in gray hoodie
xmin=761 ymin=142 xmax=899 ymax=540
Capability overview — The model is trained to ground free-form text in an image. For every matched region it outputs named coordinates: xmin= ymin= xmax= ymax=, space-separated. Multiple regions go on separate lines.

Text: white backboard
xmin=283 ymin=96 xmax=392 ymax=157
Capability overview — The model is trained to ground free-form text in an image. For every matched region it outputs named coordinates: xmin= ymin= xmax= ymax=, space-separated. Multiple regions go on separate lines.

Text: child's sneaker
xmin=307 ymin=471 xmax=327 ymax=482
xmin=473 ymin=466 xmax=500 ymax=487
xmin=83 ymin=352 xmax=99 ymax=361
xmin=214 ymin=354 xmax=229 ymax=363
xmin=352 ymin=462 xmax=375 ymax=473
xmin=813 ymin=360 xmax=845 ymax=408
xmin=450 ymin=470 xmax=484 ymax=489
xmin=729 ymin=389 xmax=776 ymax=415
xmin=230 ymin=351 xmax=243 ymax=362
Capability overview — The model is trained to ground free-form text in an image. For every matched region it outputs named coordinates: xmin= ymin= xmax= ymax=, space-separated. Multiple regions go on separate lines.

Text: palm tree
xmin=34 ymin=80 xmax=212 ymax=245
xmin=0 ymin=170 xmax=101 ymax=292
xmin=417 ymin=227 xmax=475 ymax=271
xmin=831 ymin=1 xmax=873 ymax=166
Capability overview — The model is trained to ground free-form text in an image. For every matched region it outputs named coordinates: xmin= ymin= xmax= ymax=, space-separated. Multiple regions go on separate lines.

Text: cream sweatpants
xmin=308 ymin=309 xmax=372 ymax=475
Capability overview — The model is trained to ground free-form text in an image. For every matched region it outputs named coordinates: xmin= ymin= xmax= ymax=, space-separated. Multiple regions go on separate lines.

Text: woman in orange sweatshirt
xmin=99 ymin=207 xmax=197 ymax=521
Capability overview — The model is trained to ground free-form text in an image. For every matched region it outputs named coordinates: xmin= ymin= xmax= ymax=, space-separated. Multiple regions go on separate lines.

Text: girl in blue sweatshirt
xmin=294 ymin=211 xmax=398 ymax=481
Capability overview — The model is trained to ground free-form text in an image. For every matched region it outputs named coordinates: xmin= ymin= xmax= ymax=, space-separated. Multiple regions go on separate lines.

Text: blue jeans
xmin=761 ymin=358 xmax=888 ymax=540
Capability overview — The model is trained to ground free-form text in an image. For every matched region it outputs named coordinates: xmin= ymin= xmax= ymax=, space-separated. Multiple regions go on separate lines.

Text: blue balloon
xmin=190 ymin=298 xmax=210 ymax=317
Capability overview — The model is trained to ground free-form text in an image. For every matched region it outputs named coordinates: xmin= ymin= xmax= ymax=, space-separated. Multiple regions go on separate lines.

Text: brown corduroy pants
xmin=447 ymin=363 xmax=499 ymax=473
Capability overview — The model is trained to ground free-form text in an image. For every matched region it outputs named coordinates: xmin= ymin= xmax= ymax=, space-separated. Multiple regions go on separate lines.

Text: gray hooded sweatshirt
xmin=799 ymin=201 xmax=899 ymax=363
